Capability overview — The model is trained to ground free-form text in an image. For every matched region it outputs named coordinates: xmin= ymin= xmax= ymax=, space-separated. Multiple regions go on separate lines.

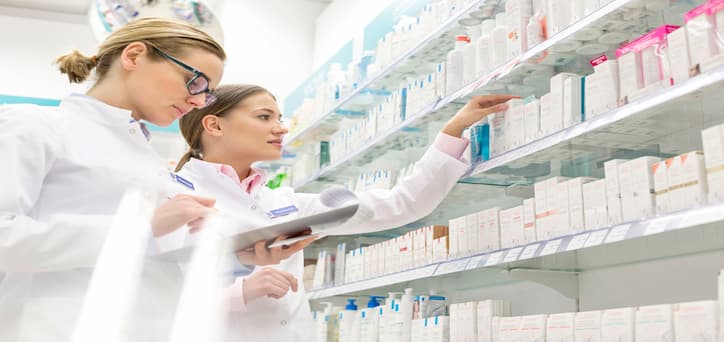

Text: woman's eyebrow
xmin=252 ymin=107 xmax=283 ymax=118
xmin=252 ymin=107 xmax=275 ymax=114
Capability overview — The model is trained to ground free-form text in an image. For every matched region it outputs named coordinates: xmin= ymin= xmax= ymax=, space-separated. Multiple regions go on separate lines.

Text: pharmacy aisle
xmin=270 ymin=0 xmax=724 ymax=341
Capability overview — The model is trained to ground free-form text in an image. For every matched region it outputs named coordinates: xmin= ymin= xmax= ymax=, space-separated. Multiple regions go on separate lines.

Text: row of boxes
xmin=316 ymin=121 xmax=724 ymax=290
xmin=487 ymin=301 xmax=719 ymax=342
xmin=296 ymin=1 xmax=724 ymax=186
xmin=449 ymin=300 xmax=511 ymax=342
xmin=334 ymin=225 xmax=451 ymax=285
xmin=448 ymin=270 xmax=724 ymax=342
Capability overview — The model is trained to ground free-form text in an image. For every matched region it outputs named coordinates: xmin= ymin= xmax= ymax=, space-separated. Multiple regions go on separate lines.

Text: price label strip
xmin=519 ymin=243 xmax=541 ymax=260
xmin=540 ymin=239 xmax=563 ymax=256
xmin=465 ymin=255 xmax=486 ymax=270
xmin=584 ymin=229 xmax=610 ymax=248
xmin=484 ymin=251 xmax=506 ymax=266
xmin=434 ymin=258 xmax=470 ymax=275
xmin=605 ymin=224 xmax=631 ymax=243
xmin=566 ymin=233 xmax=591 ymax=251
xmin=643 ymin=217 xmax=671 ymax=236
xmin=503 ymin=247 xmax=524 ymax=263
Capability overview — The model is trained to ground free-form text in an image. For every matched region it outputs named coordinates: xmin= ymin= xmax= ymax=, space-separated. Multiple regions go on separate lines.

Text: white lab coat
xmin=175 ymin=141 xmax=470 ymax=341
xmin=0 ymin=95 xmax=182 ymax=342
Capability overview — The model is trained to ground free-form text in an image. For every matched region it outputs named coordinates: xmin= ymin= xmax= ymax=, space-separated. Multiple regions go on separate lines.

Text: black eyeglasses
xmin=153 ymin=48 xmax=216 ymax=107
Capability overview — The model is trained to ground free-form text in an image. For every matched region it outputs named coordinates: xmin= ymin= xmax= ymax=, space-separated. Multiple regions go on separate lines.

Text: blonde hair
xmin=55 ymin=17 xmax=226 ymax=83
xmin=176 ymin=84 xmax=275 ymax=171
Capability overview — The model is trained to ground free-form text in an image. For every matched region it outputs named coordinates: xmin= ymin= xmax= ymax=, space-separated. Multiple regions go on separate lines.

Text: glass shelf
xmin=464 ymin=65 xmax=724 ymax=185
xmin=282 ymin=0 xmax=499 ymax=148
xmin=308 ymin=201 xmax=724 ymax=300
xmin=302 ymin=64 xmax=724 ymax=259
xmin=289 ymin=0 xmax=671 ymax=191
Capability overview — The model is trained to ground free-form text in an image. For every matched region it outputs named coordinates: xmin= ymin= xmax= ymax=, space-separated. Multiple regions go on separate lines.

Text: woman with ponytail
xmin=0 ymin=17 xmax=277 ymax=341
xmin=174 ymin=83 xmax=516 ymax=340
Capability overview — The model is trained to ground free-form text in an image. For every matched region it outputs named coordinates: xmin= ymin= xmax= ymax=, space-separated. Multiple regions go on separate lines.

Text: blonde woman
xmin=174 ymin=84 xmax=515 ymax=340
xmin=0 ymin=18 xmax=300 ymax=342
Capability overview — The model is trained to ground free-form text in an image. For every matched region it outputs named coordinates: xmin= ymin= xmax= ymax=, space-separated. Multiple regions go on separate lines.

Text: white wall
xmin=0 ymin=7 xmax=96 ymax=99
xmin=219 ymin=0 xmax=327 ymax=102
xmin=313 ymin=0 xmax=395 ymax=67
xmin=0 ymin=1 xmax=327 ymax=104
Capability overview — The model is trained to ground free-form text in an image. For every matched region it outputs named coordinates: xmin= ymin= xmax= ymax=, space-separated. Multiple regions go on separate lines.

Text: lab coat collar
xmin=62 ymin=94 xmax=150 ymax=138
xmin=184 ymin=158 xmax=268 ymax=194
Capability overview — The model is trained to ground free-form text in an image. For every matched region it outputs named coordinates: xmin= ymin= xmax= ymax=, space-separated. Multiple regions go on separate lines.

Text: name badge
xmin=266 ymin=205 xmax=299 ymax=219
xmin=170 ymin=173 xmax=195 ymax=190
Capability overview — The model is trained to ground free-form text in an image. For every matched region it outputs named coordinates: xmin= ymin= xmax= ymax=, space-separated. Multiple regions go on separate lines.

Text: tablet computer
xmin=154 ymin=202 xmax=358 ymax=262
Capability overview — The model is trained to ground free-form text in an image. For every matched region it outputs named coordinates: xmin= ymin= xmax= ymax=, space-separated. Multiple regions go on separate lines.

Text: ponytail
xmin=55 ymin=50 xmax=98 ymax=83
xmin=175 ymin=150 xmax=195 ymax=172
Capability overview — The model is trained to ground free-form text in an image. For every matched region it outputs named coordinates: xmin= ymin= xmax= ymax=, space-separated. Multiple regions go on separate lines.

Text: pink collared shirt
xmin=216 ymin=164 xmax=266 ymax=194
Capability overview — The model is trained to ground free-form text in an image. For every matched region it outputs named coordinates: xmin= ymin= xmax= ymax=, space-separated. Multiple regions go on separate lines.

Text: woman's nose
xmin=186 ymin=93 xmax=207 ymax=109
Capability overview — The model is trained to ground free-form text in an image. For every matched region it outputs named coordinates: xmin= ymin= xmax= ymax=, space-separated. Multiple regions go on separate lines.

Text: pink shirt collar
xmin=193 ymin=159 xmax=266 ymax=194
xmin=219 ymin=165 xmax=266 ymax=194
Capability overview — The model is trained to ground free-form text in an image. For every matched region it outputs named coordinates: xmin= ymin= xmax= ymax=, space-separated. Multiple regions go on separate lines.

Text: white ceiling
xmin=0 ymin=0 xmax=332 ymax=15
xmin=0 ymin=0 xmax=91 ymax=14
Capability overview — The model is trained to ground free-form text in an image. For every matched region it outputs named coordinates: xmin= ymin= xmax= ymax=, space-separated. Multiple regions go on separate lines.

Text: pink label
xmin=710 ymin=0 xmax=724 ymax=13
xmin=590 ymin=54 xmax=608 ymax=66
xmin=686 ymin=1 xmax=718 ymax=22
xmin=616 ymin=25 xmax=679 ymax=56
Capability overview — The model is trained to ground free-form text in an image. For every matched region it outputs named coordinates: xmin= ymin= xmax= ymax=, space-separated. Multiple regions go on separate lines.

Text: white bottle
xmin=316 ymin=302 xmax=334 ymax=342
xmin=389 ymin=303 xmax=403 ymax=342
xmin=476 ymin=19 xmax=496 ymax=77
xmin=326 ymin=63 xmax=346 ymax=103
xmin=445 ymin=35 xmax=470 ymax=95
xmin=386 ymin=292 xmax=402 ymax=315
xmin=360 ymin=296 xmax=384 ymax=342
xmin=527 ymin=11 xmax=546 ymax=48
xmin=506 ymin=0 xmax=533 ymax=59
xmin=418 ymin=4 xmax=434 ymax=37
xmin=491 ymin=13 xmax=508 ymax=68
xmin=381 ymin=292 xmax=403 ymax=342
xmin=463 ymin=27 xmax=481 ymax=85
xmin=375 ymin=305 xmax=390 ymax=342
xmin=339 ymin=298 xmax=359 ymax=342
xmin=399 ymin=288 xmax=415 ymax=342
xmin=312 ymin=250 xmax=326 ymax=289
xmin=547 ymin=0 xmax=572 ymax=35
xmin=571 ymin=0 xmax=585 ymax=23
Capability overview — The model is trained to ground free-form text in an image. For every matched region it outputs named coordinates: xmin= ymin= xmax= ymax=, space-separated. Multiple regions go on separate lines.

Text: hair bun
xmin=55 ymin=50 xmax=98 ymax=83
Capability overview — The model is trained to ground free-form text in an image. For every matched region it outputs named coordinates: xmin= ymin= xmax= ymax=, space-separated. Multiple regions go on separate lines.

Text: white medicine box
xmin=673 ymin=300 xmax=718 ymax=342
xmin=636 ymin=304 xmax=674 ymax=342
xmin=702 ymin=124 xmax=724 ymax=203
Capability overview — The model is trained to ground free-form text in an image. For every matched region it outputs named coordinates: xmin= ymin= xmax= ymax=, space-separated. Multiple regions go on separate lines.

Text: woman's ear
xmin=119 ymin=42 xmax=148 ymax=71
xmin=201 ymin=114 xmax=224 ymax=136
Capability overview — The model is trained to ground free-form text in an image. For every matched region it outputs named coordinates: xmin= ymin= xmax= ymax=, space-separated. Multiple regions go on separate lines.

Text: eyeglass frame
xmin=152 ymin=47 xmax=217 ymax=106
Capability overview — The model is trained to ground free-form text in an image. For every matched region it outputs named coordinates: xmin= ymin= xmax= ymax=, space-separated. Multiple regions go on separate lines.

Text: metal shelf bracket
xmin=505 ymin=268 xmax=580 ymax=300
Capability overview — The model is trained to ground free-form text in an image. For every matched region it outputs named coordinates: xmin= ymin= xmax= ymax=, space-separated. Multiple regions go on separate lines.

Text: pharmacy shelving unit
xmin=291 ymin=0 xmax=662 ymax=255
xmin=310 ymin=63 xmax=724 ymax=250
xmin=305 ymin=65 xmax=724 ymax=313
xmin=286 ymin=0 xmax=651 ymax=193
xmin=290 ymin=0 xmax=724 ymax=317
xmin=298 ymin=0 xmax=722 ymax=254
xmin=281 ymin=0 xmax=502 ymax=151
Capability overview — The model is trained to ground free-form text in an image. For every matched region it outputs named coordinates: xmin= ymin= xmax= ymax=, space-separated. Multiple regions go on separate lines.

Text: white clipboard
xmin=154 ymin=202 xmax=359 ymax=263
